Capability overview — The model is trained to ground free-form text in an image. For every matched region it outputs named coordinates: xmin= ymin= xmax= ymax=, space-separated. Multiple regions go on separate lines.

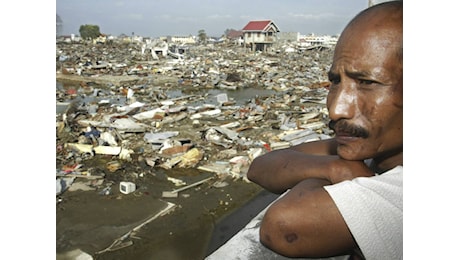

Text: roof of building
xmin=242 ymin=20 xmax=279 ymax=32
xmin=226 ymin=29 xmax=243 ymax=39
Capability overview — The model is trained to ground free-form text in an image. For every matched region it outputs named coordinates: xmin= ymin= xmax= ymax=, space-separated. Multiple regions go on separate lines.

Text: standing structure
xmin=242 ymin=20 xmax=280 ymax=52
xmin=56 ymin=14 xmax=63 ymax=37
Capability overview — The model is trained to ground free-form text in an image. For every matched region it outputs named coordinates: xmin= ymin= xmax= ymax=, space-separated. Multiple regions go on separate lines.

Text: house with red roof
xmin=241 ymin=20 xmax=280 ymax=52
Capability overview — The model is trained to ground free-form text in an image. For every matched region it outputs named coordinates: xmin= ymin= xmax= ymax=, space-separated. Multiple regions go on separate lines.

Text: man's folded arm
xmin=259 ymin=178 xmax=359 ymax=258
xmin=247 ymin=138 xmax=374 ymax=194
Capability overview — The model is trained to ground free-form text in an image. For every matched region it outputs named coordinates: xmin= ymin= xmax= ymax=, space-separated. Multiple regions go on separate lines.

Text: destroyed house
xmin=242 ymin=20 xmax=280 ymax=52
xmin=225 ymin=29 xmax=244 ymax=45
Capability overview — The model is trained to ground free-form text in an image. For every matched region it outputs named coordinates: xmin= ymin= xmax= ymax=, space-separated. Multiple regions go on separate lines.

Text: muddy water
xmin=56 ymin=81 xmax=277 ymax=112
xmin=56 ymin=162 xmax=276 ymax=260
xmin=167 ymin=87 xmax=278 ymax=107
xmin=56 ymin=80 xmax=280 ymax=260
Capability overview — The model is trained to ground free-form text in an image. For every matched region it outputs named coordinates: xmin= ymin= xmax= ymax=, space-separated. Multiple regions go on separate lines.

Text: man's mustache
xmin=328 ymin=120 xmax=369 ymax=138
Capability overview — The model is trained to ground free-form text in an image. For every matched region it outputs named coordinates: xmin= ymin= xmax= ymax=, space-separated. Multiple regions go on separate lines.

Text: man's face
xmin=326 ymin=25 xmax=403 ymax=162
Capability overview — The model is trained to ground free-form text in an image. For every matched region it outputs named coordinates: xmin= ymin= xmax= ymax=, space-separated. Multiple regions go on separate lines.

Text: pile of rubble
xmin=56 ymin=40 xmax=335 ymax=196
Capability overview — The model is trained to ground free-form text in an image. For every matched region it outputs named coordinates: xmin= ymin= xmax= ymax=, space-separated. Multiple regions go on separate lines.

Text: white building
xmin=299 ymin=33 xmax=339 ymax=47
xmin=166 ymin=35 xmax=196 ymax=45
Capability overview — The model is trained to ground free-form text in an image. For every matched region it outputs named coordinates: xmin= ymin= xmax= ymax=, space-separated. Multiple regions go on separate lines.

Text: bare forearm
xmin=290 ymin=138 xmax=338 ymax=155
xmin=247 ymin=149 xmax=340 ymax=193
xmin=247 ymin=139 xmax=373 ymax=193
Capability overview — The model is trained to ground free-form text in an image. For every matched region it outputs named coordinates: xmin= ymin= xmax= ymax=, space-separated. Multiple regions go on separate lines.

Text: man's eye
xmin=329 ymin=78 xmax=340 ymax=85
xmin=359 ymin=79 xmax=376 ymax=85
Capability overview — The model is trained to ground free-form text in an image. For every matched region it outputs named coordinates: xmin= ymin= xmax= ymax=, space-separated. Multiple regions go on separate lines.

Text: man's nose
xmin=327 ymin=86 xmax=355 ymax=121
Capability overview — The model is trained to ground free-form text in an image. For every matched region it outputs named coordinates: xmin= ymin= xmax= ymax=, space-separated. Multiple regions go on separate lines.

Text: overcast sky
xmin=55 ymin=0 xmax=384 ymax=38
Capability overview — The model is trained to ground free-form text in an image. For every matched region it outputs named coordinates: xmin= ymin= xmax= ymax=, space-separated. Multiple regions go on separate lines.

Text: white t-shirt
xmin=206 ymin=166 xmax=403 ymax=260
xmin=205 ymin=194 xmax=350 ymax=260
xmin=324 ymin=165 xmax=403 ymax=260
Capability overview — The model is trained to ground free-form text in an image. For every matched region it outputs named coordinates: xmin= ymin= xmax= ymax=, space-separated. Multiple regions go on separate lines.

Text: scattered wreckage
xmin=56 ymin=39 xmax=336 ymax=256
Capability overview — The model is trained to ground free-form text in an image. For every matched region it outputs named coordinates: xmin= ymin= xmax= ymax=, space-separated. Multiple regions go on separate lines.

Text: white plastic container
xmin=120 ymin=182 xmax=136 ymax=194
xmin=216 ymin=93 xmax=228 ymax=105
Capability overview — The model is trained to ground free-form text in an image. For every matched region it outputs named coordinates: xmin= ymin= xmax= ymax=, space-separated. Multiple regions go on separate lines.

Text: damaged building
xmin=242 ymin=20 xmax=280 ymax=52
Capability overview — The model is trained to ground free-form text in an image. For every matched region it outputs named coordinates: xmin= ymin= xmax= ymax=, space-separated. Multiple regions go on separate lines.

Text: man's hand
xmin=247 ymin=138 xmax=374 ymax=194
xmin=248 ymin=139 xmax=375 ymax=257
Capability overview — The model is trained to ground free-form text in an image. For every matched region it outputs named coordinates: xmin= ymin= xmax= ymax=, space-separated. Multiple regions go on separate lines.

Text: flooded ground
xmin=56 ymin=160 xmax=275 ymax=260
xmin=56 ymin=81 xmax=278 ymax=113
xmin=56 ymin=81 xmax=282 ymax=260
xmin=56 ymin=41 xmax=334 ymax=259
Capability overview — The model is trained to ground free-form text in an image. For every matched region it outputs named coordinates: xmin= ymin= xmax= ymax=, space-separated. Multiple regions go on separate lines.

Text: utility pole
xmin=56 ymin=14 xmax=63 ymax=37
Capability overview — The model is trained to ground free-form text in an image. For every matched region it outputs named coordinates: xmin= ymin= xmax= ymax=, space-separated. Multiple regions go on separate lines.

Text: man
xmin=246 ymin=1 xmax=403 ymax=259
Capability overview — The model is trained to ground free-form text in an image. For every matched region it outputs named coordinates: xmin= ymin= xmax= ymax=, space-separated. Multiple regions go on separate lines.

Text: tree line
xmin=78 ymin=23 xmax=238 ymax=43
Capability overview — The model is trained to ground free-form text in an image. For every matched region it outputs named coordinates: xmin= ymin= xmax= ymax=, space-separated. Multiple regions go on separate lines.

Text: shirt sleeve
xmin=323 ymin=166 xmax=403 ymax=260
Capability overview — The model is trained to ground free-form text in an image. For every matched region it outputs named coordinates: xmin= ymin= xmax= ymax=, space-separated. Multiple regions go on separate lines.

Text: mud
xmin=55 ymin=79 xmax=281 ymax=260
xmin=56 ymin=156 xmax=277 ymax=260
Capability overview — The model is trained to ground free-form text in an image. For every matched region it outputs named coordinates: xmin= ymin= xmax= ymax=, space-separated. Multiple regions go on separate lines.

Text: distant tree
xmin=79 ymin=24 xmax=101 ymax=40
xmin=198 ymin=29 xmax=207 ymax=44
xmin=224 ymin=28 xmax=235 ymax=36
